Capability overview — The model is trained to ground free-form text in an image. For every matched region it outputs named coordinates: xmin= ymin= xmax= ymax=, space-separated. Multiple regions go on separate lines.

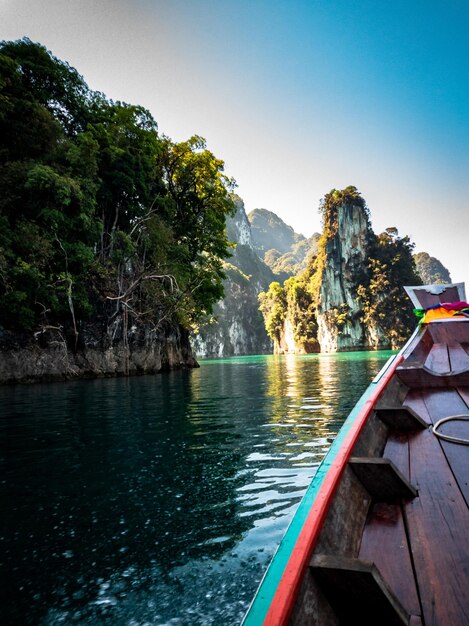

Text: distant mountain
xmin=414 ymin=252 xmax=451 ymax=285
xmin=248 ymin=208 xmax=303 ymax=255
xmin=264 ymin=234 xmax=321 ymax=278
xmin=248 ymin=208 xmax=320 ymax=279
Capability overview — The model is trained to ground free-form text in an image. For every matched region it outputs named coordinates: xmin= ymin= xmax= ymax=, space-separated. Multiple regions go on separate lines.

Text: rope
xmin=432 ymin=415 xmax=469 ymax=445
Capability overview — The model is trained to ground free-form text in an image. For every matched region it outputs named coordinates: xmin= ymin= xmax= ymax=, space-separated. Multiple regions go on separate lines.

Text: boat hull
xmin=243 ymin=318 xmax=469 ymax=626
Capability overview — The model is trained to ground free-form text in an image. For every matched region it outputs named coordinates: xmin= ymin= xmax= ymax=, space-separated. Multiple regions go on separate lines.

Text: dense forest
xmin=0 ymin=38 xmax=235 ymax=355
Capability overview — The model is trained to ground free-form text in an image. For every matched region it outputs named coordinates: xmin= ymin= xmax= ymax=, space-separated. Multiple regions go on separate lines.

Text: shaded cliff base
xmin=273 ymin=318 xmax=393 ymax=355
xmin=0 ymin=324 xmax=198 ymax=385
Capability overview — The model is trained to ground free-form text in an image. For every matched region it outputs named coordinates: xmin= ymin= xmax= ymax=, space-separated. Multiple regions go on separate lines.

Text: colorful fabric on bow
xmin=414 ymin=301 xmax=469 ymax=324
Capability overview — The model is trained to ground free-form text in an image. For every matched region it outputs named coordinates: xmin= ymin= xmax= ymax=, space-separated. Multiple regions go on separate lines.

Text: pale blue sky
xmin=2 ymin=0 xmax=469 ymax=287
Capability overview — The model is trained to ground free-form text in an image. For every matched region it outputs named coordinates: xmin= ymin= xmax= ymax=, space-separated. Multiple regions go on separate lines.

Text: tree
xmin=318 ymin=185 xmax=369 ymax=236
xmin=258 ymin=282 xmax=287 ymax=342
xmin=259 ymin=187 xmax=422 ymax=352
xmin=357 ymin=228 xmax=422 ymax=345
xmin=0 ymin=39 xmax=100 ymax=331
xmin=86 ymin=100 xmax=163 ymax=261
xmin=159 ymin=135 xmax=236 ymax=322
xmin=0 ymin=38 xmax=236 ymax=343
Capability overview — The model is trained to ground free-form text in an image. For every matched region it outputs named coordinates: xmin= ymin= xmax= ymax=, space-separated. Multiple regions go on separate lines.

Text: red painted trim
xmin=264 ymin=354 xmax=404 ymax=625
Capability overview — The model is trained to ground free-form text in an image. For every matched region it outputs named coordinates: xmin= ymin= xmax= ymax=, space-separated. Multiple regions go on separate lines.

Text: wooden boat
xmin=243 ymin=283 xmax=469 ymax=626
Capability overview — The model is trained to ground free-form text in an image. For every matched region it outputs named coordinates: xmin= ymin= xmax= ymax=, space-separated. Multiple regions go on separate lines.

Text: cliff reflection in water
xmin=0 ymin=351 xmax=392 ymax=625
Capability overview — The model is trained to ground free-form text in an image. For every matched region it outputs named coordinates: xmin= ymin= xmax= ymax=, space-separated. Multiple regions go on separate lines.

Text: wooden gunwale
xmin=242 ymin=350 xmax=405 ymax=626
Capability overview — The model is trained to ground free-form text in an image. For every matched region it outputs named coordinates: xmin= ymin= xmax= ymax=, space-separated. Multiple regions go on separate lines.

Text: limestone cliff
xmin=312 ymin=188 xmax=420 ymax=351
xmin=192 ymin=197 xmax=273 ymax=357
xmin=0 ymin=322 xmax=197 ymax=384
xmin=316 ymin=195 xmax=378 ymax=351
xmin=260 ymin=187 xmax=421 ymax=355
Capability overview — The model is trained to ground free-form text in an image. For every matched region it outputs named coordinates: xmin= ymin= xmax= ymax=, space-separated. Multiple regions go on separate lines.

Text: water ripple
xmin=0 ymin=351 xmax=393 ymax=625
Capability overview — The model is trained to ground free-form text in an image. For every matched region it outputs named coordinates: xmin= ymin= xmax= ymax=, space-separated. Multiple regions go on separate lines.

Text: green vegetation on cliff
xmin=259 ymin=258 xmax=318 ymax=352
xmin=192 ymin=196 xmax=274 ymax=356
xmin=259 ymin=187 xmax=422 ymax=352
xmin=0 ymin=39 xmax=235 ymax=345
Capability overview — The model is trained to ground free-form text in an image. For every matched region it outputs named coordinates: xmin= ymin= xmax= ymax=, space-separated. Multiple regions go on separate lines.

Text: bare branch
xmin=106 ymin=273 xmax=179 ymax=301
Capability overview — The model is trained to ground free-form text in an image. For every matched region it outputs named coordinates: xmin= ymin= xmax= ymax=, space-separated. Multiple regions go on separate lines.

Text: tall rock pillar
xmin=316 ymin=190 xmax=371 ymax=352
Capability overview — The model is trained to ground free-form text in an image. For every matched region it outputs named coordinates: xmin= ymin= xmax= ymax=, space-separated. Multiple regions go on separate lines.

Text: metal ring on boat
xmin=432 ymin=415 xmax=469 ymax=445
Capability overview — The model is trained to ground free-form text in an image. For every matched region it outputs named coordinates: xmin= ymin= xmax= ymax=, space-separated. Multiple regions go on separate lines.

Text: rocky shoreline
xmin=0 ymin=324 xmax=198 ymax=385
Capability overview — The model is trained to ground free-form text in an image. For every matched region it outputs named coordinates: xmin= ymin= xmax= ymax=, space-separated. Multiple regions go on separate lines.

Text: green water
xmin=0 ymin=351 xmax=392 ymax=625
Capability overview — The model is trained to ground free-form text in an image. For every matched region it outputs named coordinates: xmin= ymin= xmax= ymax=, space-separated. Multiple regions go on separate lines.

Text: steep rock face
xmin=261 ymin=189 xmax=422 ymax=356
xmin=316 ymin=200 xmax=387 ymax=352
xmin=275 ymin=318 xmax=318 ymax=354
xmin=192 ymin=197 xmax=273 ymax=357
xmin=228 ymin=199 xmax=252 ymax=246
xmin=0 ymin=323 xmax=197 ymax=384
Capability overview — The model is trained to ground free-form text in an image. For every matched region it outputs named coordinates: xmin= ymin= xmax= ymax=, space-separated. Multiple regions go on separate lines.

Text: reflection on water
xmin=0 ymin=351 xmax=392 ymax=625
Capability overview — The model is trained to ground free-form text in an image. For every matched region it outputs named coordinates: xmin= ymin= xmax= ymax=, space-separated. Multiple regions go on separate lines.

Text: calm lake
xmin=0 ymin=351 xmax=392 ymax=625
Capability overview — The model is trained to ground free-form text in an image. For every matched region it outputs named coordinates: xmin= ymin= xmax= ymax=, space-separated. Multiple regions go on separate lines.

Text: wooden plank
xmin=315 ymin=465 xmax=371 ymax=558
xmin=456 ymin=385 xmax=469 ymax=408
xmin=412 ymin=290 xmax=437 ymax=308
xmin=359 ymin=501 xmax=421 ymax=619
xmin=376 ymin=407 xmax=427 ymax=432
xmin=423 ymin=343 xmax=450 ymax=374
xmin=376 ymin=376 xmax=410 ymax=408
xmin=288 ymin=569 xmax=339 ymax=626
xmin=398 ymin=367 xmax=469 ymax=389
xmin=357 ymin=434 xmax=422 ymax=620
xmin=429 ymin=320 xmax=469 ymax=344
xmin=398 ymin=323 xmax=469 ymax=386
xmin=440 ymin=285 xmax=462 ymax=302
xmin=401 ymin=328 xmax=432 ymax=368
xmin=421 ymin=388 xmax=469 ymax=506
xmin=349 ymin=457 xmax=418 ymax=501
xmin=406 ymin=388 xmax=469 ymax=505
xmin=403 ymin=389 xmax=432 ymax=425
xmin=428 ymin=323 xmax=453 ymax=344
xmin=448 ymin=342 xmax=469 ymax=372
xmin=449 ymin=321 xmax=469 ymax=343
xmin=252 ymin=357 xmax=406 ymax=626
xmin=351 ymin=410 xmax=388 ymax=458
xmin=404 ymin=426 xmax=469 ymax=626
xmin=383 ymin=432 xmax=411 ymax=480
xmin=410 ymin=285 xmax=461 ymax=309
xmin=310 ymin=554 xmax=409 ymax=626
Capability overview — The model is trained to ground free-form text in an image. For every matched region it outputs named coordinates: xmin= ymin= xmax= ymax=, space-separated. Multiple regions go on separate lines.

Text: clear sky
xmin=2 ymin=0 xmax=469 ymax=288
